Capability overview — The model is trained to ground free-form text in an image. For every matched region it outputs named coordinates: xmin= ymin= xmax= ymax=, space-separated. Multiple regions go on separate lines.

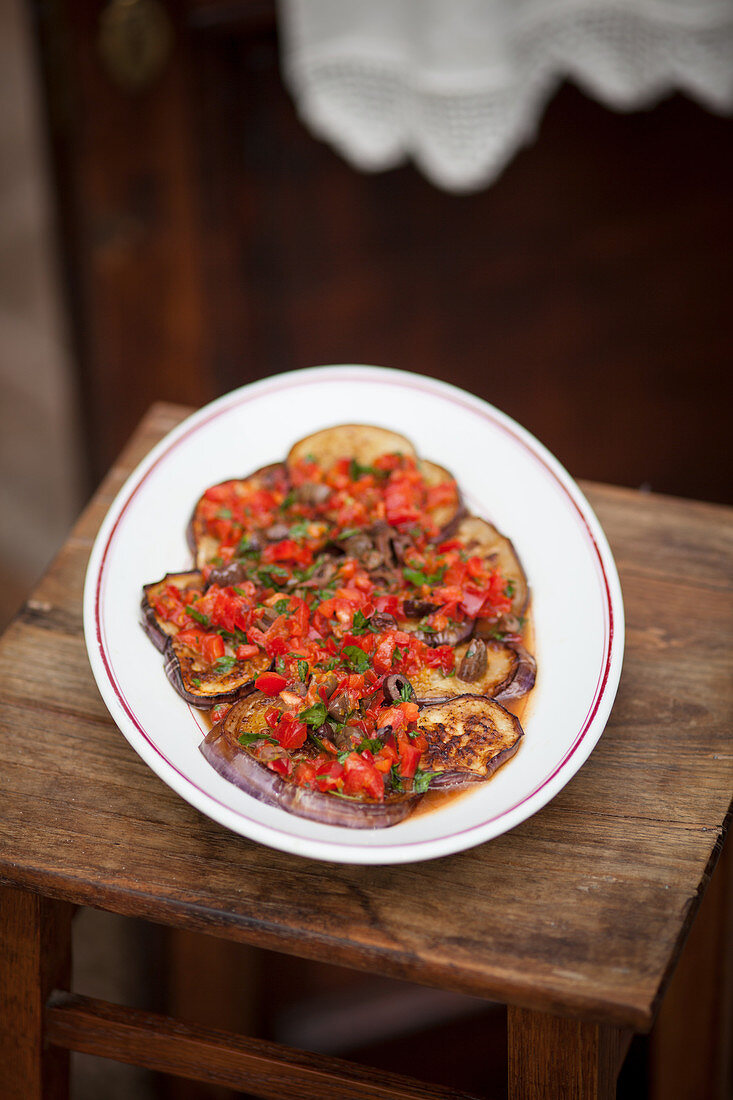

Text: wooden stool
xmin=1 ymin=404 xmax=730 ymax=1098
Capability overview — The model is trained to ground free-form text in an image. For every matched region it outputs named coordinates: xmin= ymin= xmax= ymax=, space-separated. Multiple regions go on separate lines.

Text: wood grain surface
xmin=45 ymin=991 xmax=479 ymax=1100
xmin=0 ymin=403 xmax=730 ymax=1032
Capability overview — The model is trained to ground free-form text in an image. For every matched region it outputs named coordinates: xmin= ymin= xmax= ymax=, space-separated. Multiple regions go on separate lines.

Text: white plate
xmin=84 ymin=365 xmax=624 ymax=865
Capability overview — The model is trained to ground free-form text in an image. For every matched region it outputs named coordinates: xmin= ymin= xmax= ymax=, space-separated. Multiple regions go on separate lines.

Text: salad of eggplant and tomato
xmin=141 ymin=425 xmax=535 ymax=829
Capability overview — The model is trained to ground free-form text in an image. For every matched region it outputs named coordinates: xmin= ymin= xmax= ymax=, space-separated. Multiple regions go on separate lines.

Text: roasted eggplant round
xmin=201 ymin=695 xmax=421 ymax=827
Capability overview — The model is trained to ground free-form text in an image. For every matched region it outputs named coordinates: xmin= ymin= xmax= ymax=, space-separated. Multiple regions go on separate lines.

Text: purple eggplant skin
xmin=493 ymin=644 xmax=536 ymax=704
xmin=163 ymin=639 xmax=269 ymax=710
xmin=141 ymin=571 xmax=205 ymax=653
xmin=200 ymin=697 xmax=421 ymax=828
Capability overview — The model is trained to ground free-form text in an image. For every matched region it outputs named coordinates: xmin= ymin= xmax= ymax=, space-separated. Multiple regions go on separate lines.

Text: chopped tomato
xmin=210 ymin=702 xmax=232 ymax=724
xmin=396 ymin=735 xmax=422 ymax=779
xmin=293 ymin=762 xmax=317 ymax=788
xmin=373 ymin=595 xmax=402 ymax=618
xmin=373 ymin=633 xmax=396 ymax=673
xmin=201 ymin=633 xmax=225 ymax=664
xmin=274 ymin=714 xmax=307 ymax=751
xmin=236 ymin=643 xmax=260 ymax=660
xmin=373 ymin=742 xmax=398 ymax=773
xmin=342 ymin=753 xmax=384 ymax=800
xmin=255 ymin=668 xmax=286 ymax=695
xmin=315 ymin=761 xmax=345 ymax=792
xmin=267 ymin=757 xmax=292 ymax=778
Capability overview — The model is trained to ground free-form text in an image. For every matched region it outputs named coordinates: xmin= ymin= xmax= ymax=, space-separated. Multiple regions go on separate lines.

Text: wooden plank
xmin=507 ymin=1006 xmax=632 ymax=1099
xmin=45 ymin=992 xmax=480 ymax=1100
xmin=0 ymin=405 xmax=730 ymax=1032
xmin=0 ymin=886 xmax=73 ymax=1100
xmin=649 ymin=832 xmax=732 ymax=1100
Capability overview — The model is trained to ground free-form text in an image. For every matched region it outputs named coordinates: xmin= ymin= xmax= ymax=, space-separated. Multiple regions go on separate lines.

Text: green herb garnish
xmin=256 ymin=564 xmax=289 ymax=587
xmin=238 ymin=731 xmax=278 ymax=748
xmin=298 ymin=701 xmax=328 ymax=728
xmin=235 ymin=538 xmax=261 ymax=559
xmin=186 ymin=605 xmax=210 ymax=628
xmin=356 ymin=737 xmax=384 ymax=754
xmin=297 ymin=658 xmax=309 ymax=682
xmin=350 ymin=609 xmax=378 ymax=636
xmin=289 ymin=520 xmax=310 ymax=541
xmin=274 ymin=599 xmax=290 ymax=615
xmin=388 ymin=764 xmax=404 ymax=792
xmin=212 ymin=655 xmax=238 ymax=674
xmin=403 ymin=565 xmax=446 ymax=588
xmin=342 ymin=645 xmax=372 ymax=673
xmin=412 ymin=768 xmax=439 ymax=794
xmin=348 ymin=458 xmax=376 ymax=481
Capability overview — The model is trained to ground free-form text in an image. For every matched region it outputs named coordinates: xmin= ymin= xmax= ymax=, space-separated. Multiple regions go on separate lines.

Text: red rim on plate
xmin=86 ymin=366 xmax=623 ymax=863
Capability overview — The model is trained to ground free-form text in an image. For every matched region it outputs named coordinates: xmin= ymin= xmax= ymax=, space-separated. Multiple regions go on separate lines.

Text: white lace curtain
xmin=278 ymin=0 xmax=733 ymax=192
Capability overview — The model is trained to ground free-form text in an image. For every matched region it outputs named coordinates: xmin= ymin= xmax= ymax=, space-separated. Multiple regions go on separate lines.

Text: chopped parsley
xmin=412 ymin=768 xmax=439 ymax=794
xmin=238 ymin=731 xmax=278 ymax=748
xmin=235 ymin=538 xmax=261 ymax=559
xmin=350 ymin=609 xmax=378 ymax=636
xmin=289 ymin=520 xmax=311 ymax=541
xmin=388 ymin=764 xmax=404 ymax=792
xmin=256 ymin=564 xmax=289 ymax=588
xmin=356 ymin=737 xmax=384 ymax=755
xmin=298 ymin=701 xmax=327 ymax=728
xmin=212 ymin=655 xmax=238 ymax=674
xmin=348 ymin=458 xmax=376 ymax=481
xmin=402 ymin=565 xmax=446 ymax=588
xmin=186 ymin=605 xmax=210 ymax=627
xmin=342 ymin=645 xmax=372 ymax=673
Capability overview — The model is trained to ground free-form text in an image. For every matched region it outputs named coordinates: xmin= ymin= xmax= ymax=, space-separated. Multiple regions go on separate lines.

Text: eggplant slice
xmin=164 ymin=637 xmax=270 ymax=709
xmin=411 ymin=641 xmax=532 ymax=702
xmin=187 ymin=462 xmax=291 ymax=569
xmin=453 ymin=515 xmax=529 ymax=620
xmin=286 ymin=424 xmax=417 ymax=472
xmin=141 ymin=571 xmax=205 ymax=652
xmin=418 ymin=695 xmax=523 ymax=790
xmin=418 ymin=459 xmax=465 ymax=535
xmin=200 ymin=694 xmax=421 ymax=828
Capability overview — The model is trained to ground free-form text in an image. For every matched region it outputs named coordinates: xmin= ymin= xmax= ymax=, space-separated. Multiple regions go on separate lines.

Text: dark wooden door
xmin=33 ymin=0 xmax=733 ymax=501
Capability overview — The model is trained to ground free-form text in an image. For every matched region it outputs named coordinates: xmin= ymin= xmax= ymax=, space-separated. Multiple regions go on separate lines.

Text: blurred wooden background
xmin=32 ymin=0 xmax=732 ymax=502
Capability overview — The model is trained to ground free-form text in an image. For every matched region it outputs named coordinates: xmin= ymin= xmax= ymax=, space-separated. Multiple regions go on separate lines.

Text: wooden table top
xmin=1 ymin=403 xmax=730 ymax=1033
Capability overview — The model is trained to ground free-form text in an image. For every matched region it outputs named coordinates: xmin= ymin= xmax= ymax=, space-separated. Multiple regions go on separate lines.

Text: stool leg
xmin=0 ymin=885 xmax=73 ymax=1099
xmin=507 ymin=1005 xmax=632 ymax=1099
